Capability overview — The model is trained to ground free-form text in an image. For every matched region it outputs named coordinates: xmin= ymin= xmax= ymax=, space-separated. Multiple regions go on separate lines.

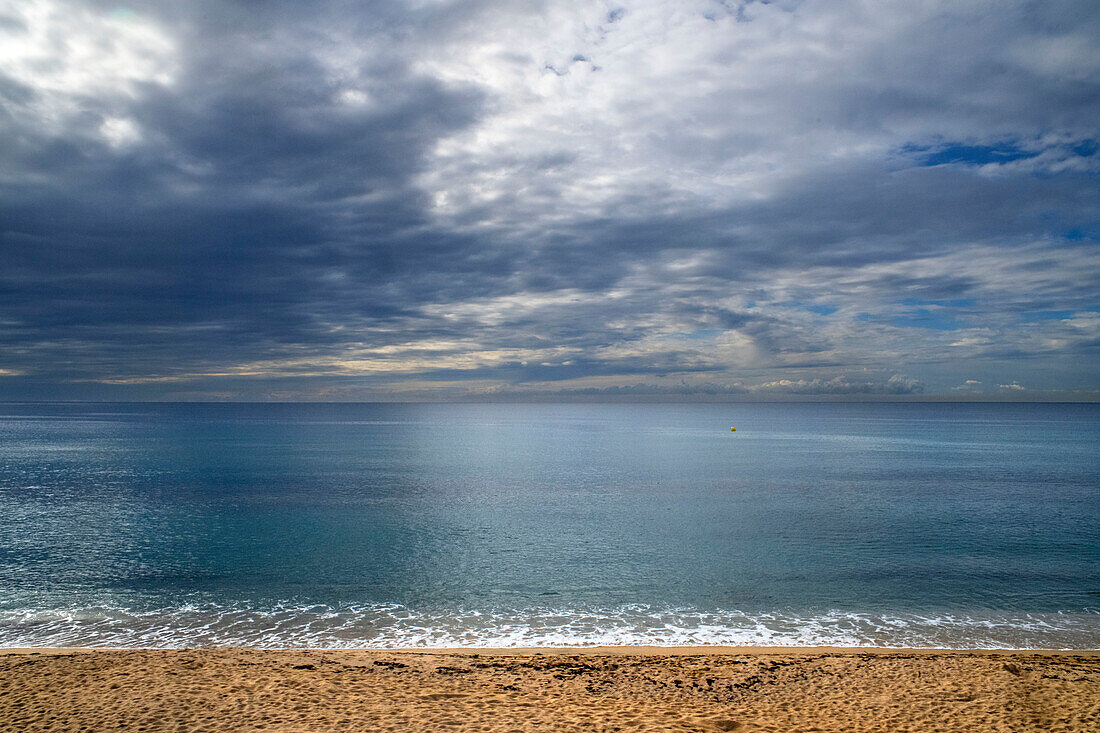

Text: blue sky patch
xmin=857 ymin=310 xmax=965 ymax=331
xmin=1072 ymin=139 xmax=1098 ymax=158
xmin=1018 ymin=310 xmax=1089 ymax=322
xmin=780 ymin=301 xmax=839 ymax=315
xmin=902 ymin=141 xmax=1038 ymax=167
xmin=675 ymin=328 xmax=724 ymax=340
xmin=897 ymin=298 xmax=975 ymax=308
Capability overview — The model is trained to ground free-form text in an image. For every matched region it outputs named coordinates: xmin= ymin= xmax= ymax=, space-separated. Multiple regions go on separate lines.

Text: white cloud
xmin=0 ymin=0 xmax=176 ymax=136
xmin=412 ymin=0 xmax=1100 ymax=234
xmin=99 ymin=116 xmax=142 ymax=147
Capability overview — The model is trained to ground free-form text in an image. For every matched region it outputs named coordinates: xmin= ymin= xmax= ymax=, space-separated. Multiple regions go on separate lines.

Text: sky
xmin=1 ymin=0 xmax=1098 ymax=401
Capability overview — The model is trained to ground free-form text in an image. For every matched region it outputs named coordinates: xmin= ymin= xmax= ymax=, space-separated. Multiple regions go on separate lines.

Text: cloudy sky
xmin=1 ymin=0 xmax=1098 ymax=401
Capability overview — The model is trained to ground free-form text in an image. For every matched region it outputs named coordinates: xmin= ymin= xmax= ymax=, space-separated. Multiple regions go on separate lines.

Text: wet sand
xmin=1 ymin=646 xmax=1097 ymax=732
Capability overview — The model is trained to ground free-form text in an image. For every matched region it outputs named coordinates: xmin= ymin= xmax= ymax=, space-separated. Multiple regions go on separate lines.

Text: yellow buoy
xmin=730 ymin=427 xmax=736 ymax=432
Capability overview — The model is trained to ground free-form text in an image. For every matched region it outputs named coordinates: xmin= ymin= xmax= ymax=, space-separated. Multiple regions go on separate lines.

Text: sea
xmin=0 ymin=401 xmax=1096 ymax=650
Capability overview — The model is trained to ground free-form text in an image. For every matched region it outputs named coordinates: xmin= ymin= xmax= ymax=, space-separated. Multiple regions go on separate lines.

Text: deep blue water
xmin=0 ymin=402 xmax=1097 ymax=649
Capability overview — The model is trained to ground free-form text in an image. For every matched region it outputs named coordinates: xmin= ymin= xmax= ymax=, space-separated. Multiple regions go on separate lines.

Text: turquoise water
xmin=0 ymin=402 xmax=1097 ymax=649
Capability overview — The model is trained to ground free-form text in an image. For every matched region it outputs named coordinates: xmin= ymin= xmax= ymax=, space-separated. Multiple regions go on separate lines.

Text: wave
xmin=1 ymin=603 xmax=1097 ymax=650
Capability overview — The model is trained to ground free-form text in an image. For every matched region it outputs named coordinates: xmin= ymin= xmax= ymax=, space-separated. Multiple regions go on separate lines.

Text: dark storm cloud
xmin=0 ymin=0 xmax=1098 ymax=400
xmin=1 ymin=0 xmax=495 ymax=383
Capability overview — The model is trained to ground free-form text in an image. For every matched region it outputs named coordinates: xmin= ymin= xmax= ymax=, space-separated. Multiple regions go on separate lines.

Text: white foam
xmin=1 ymin=603 xmax=1097 ymax=650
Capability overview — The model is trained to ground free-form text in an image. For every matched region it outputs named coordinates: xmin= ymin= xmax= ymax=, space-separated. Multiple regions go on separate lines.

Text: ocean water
xmin=0 ymin=401 xmax=1097 ymax=650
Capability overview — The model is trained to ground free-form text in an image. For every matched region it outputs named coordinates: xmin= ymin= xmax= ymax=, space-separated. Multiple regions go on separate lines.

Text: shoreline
xmin=3 ymin=644 xmax=1099 ymax=655
xmin=3 ymin=646 xmax=1097 ymax=731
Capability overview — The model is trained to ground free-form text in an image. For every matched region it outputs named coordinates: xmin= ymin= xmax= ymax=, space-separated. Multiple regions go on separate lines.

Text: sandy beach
xmin=1 ymin=647 xmax=1097 ymax=732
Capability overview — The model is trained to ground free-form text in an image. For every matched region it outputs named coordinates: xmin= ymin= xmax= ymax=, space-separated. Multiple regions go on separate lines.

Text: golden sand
xmin=1 ymin=646 xmax=1097 ymax=732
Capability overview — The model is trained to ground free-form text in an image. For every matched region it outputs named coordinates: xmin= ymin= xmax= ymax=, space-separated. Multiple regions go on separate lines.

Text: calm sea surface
xmin=0 ymin=402 xmax=1097 ymax=649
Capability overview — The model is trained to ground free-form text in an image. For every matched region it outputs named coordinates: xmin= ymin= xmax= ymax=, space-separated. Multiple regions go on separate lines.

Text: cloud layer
xmin=1 ymin=0 xmax=1098 ymax=400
